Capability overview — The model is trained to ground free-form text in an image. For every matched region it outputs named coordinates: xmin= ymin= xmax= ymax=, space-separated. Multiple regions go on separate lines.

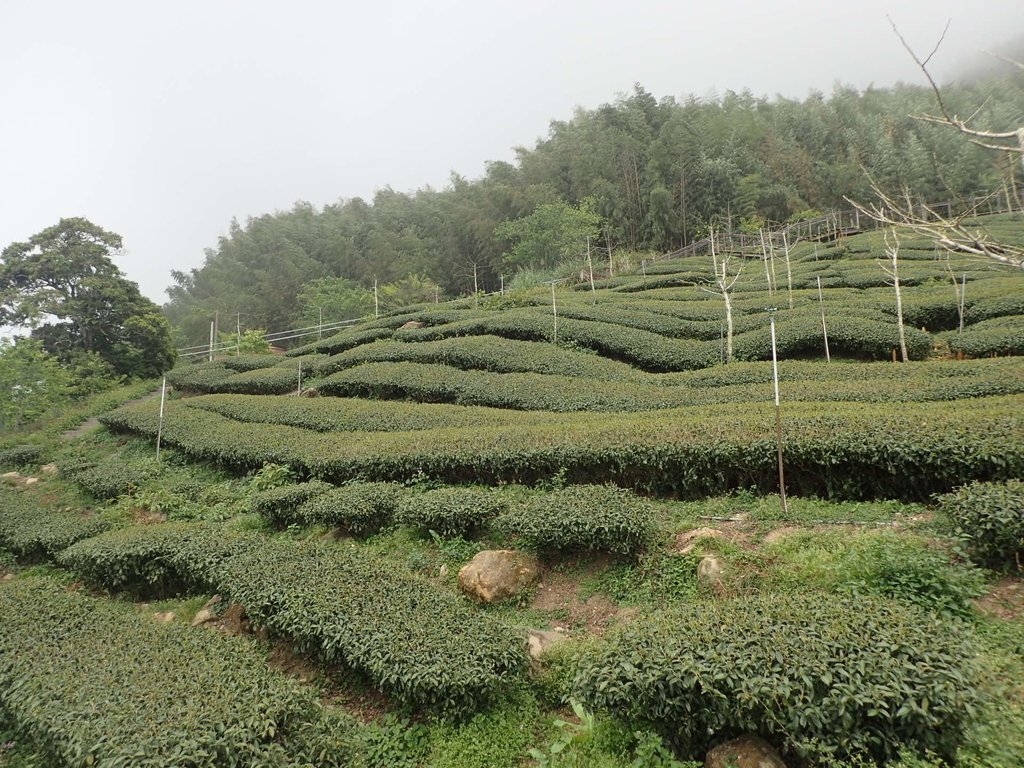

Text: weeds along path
xmin=61 ymin=388 xmax=163 ymax=440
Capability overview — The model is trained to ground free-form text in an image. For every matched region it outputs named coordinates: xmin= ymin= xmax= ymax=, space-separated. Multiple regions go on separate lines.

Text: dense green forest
xmin=165 ymin=76 xmax=1024 ymax=344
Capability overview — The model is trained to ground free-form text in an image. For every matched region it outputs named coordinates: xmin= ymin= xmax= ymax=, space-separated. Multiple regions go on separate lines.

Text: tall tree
xmin=1 ymin=218 xmax=176 ymax=377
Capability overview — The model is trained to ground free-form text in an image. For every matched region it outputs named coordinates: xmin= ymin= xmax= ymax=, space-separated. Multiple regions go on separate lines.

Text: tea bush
xmin=574 ymin=593 xmax=977 ymax=763
xmin=248 ymin=480 xmax=334 ymax=527
xmin=219 ymin=538 xmax=527 ymax=716
xmin=0 ymin=488 xmax=110 ymax=561
xmin=0 ymin=577 xmax=351 ymax=767
xmin=297 ymin=481 xmax=406 ymax=535
xmin=0 ymin=445 xmax=43 ymax=468
xmin=58 ymin=522 xmax=263 ymax=596
xmin=100 ymin=396 xmax=1024 ymax=501
xmin=938 ymin=479 xmax=1024 ymax=569
xmin=396 ymin=486 xmax=509 ymax=537
xmin=497 ymin=485 xmax=655 ymax=555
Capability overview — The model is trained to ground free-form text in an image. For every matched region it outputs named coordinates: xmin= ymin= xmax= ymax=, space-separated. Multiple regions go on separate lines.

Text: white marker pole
xmin=770 ymin=316 xmax=788 ymax=514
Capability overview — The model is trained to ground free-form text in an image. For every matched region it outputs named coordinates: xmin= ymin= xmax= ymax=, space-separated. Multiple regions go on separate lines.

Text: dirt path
xmin=61 ymin=388 xmax=163 ymax=440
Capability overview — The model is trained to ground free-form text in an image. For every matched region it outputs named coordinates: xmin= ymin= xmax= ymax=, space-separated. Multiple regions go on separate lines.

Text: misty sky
xmin=2 ymin=0 xmax=1021 ymax=310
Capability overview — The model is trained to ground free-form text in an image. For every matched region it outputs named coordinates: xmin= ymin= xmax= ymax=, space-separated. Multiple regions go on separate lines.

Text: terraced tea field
xmin=2 ymin=218 xmax=1023 ymax=767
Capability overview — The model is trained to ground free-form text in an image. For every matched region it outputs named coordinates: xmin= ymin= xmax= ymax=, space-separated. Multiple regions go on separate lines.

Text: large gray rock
xmin=697 ymin=555 xmax=727 ymax=594
xmin=526 ymin=628 xmax=568 ymax=661
xmin=705 ymin=735 xmax=786 ymax=768
xmin=458 ymin=550 xmax=540 ymax=604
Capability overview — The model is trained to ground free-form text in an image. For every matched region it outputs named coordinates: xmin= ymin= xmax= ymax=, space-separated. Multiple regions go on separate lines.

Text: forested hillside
xmin=165 ymin=76 xmax=1024 ymax=343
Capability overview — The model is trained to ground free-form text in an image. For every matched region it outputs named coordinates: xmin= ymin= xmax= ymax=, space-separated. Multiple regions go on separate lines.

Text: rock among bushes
xmin=705 ymin=735 xmax=786 ymax=768
xmin=458 ymin=550 xmax=540 ymax=603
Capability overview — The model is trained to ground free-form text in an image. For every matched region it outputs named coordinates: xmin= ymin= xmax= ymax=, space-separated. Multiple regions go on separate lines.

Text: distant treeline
xmin=165 ymin=77 xmax=1024 ymax=343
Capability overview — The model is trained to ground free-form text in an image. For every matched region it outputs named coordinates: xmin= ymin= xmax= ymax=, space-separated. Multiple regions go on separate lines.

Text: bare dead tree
xmin=759 ymin=229 xmax=775 ymax=295
xmin=879 ymin=231 xmax=910 ymax=362
xmin=847 ymin=19 xmax=1024 ymax=269
xmin=701 ymin=230 xmax=742 ymax=363
xmin=782 ymin=231 xmax=794 ymax=310
xmin=847 ymin=179 xmax=1024 ymax=267
xmin=887 ymin=17 xmax=1024 ymax=170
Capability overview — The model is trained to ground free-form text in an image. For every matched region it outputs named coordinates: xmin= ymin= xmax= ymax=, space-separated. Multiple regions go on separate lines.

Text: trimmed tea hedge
xmin=396 ymin=486 xmax=510 ymax=537
xmin=938 ymin=479 xmax=1024 ymax=570
xmin=574 ymin=593 xmax=977 ymax=763
xmin=497 ymin=485 xmax=654 ymax=555
xmin=314 ymin=335 xmax=642 ymax=381
xmin=187 ymin=393 xmax=547 ymax=433
xmin=295 ymin=481 xmax=406 ymax=535
xmin=58 ymin=522 xmax=263 ymax=596
xmin=248 ymin=480 xmax=334 ymax=527
xmin=63 ymin=454 xmax=162 ymax=499
xmin=100 ymin=396 xmax=1024 ymax=501
xmin=218 ymin=538 xmax=527 ymax=716
xmin=0 ymin=488 xmax=110 ymax=561
xmin=0 ymin=577 xmax=349 ymax=767
xmin=0 ymin=445 xmax=43 ymax=468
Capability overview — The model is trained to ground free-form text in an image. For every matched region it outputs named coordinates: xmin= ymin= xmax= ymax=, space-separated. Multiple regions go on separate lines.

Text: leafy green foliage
xmin=57 ymin=522 xmax=262 ymax=596
xmin=0 ymin=488 xmax=110 ymax=561
xmin=100 ymin=395 xmax=1024 ymax=502
xmin=0 ymin=339 xmax=70 ymax=430
xmin=396 ymin=486 xmax=509 ymax=537
xmin=0 ymin=577 xmax=354 ymax=767
xmin=62 ymin=452 xmax=162 ymax=500
xmin=498 ymin=486 xmax=654 ymax=556
xmin=938 ymin=480 xmax=1024 ymax=570
xmin=496 ymin=198 xmax=604 ymax=270
xmin=296 ymin=482 xmax=405 ymax=535
xmin=248 ymin=480 xmax=334 ymax=527
xmin=574 ymin=593 xmax=978 ymax=763
xmin=1 ymin=217 xmax=175 ymax=377
xmin=219 ymin=538 xmax=527 ymax=716
xmin=0 ymin=446 xmax=43 ymax=469
xmin=763 ymin=530 xmax=986 ymax=618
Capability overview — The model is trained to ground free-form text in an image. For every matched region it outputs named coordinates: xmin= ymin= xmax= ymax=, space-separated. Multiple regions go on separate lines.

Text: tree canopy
xmin=1 ymin=218 xmax=176 ymax=378
xmin=163 ymin=75 xmax=1024 ymax=345
xmin=495 ymin=198 xmax=604 ymax=270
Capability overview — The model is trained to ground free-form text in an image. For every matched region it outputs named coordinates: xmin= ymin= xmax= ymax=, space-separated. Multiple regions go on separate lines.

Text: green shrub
xmin=0 ymin=488 xmax=110 ymax=561
xmin=0 ymin=577 xmax=344 ymax=767
xmin=64 ymin=452 xmax=162 ymax=499
xmin=101 ymin=395 xmax=1024 ymax=502
xmin=58 ymin=522 xmax=262 ymax=596
xmin=764 ymin=531 xmax=985 ymax=618
xmin=219 ymin=538 xmax=527 ymax=716
xmin=574 ymin=593 xmax=978 ymax=764
xmin=0 ymin=446 xmax=43 ymax=469
xmin=396 ymin=486 xmax=509 ymax=537
xmin=498 ymin=486 xmax=654 ymax=555
xmin=249 ymin=480 xmax=334 ymax=526
xmin=938 ymin=480 xmax=1024 ymax=569
xmin=297 ymin=481 xmax=406 ymax=535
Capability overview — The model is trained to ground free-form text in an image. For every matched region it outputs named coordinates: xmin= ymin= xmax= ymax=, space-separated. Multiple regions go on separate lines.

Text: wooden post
xmin=208 ymin=321 xmax=214 ymax=362
xmin=817 ymin=276 xmax=830 ymax=362
xmin=373 ymin=277 xmax=379 ymax=318
xmin=641 ymin=259 xmax=647 ymax=286
xmin=500 ymin=274 xmax=504 ymax=295
xmin=318 ymin=307 xmax=323 ymax=340
xmin=236 ymin=313 xmax=241 ymax=355
xmin=297 ymin=360 xmax=303 ymax=396
xmin=473 ymin=263 xmax=479 ymax=308
xmin=770 ymin=316 xmax=788 ymax=515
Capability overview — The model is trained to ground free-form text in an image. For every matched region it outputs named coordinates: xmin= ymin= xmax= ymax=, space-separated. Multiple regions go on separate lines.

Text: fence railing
xmin=655 ymin=192 xmax=1020 ymax=264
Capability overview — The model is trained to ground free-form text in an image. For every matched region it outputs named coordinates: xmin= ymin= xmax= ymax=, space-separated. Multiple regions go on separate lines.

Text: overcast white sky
xmin=1 ymin=0 xmax=1021 ymax=306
